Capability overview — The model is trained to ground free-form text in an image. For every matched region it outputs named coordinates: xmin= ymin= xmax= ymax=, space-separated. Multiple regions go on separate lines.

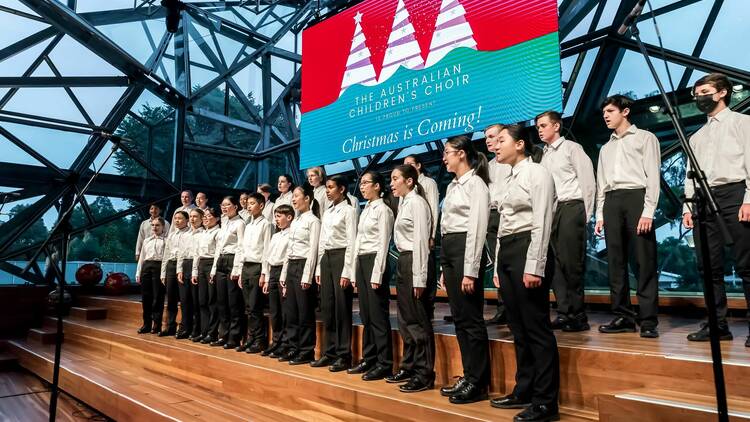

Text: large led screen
xmin=300 ymin=0 xmax=562 ymax=168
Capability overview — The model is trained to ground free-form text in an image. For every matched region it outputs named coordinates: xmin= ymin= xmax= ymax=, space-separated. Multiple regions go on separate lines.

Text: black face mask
xmin=695 ymin=94 xmax=719 ymax=114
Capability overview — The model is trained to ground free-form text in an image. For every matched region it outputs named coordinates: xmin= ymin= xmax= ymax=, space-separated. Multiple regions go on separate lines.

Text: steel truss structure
xmin=0 ymin=0 xmax=748 ymax=285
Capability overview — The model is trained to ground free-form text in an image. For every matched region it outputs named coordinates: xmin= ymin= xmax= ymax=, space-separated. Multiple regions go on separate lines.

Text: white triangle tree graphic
xmin=378 ymin=0 xmax=424 ymax=83
xmin=425 ymin=0 xmax=477 ymax=68
xmin=339 ymin=11 xmax=378 ymax=97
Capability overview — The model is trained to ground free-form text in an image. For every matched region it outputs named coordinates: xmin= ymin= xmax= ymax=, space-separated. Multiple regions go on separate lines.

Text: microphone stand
xmin=22 ymin=134 xmax=121 ymax=422
xmin=625 ymin=19 xmax=730 ymax=422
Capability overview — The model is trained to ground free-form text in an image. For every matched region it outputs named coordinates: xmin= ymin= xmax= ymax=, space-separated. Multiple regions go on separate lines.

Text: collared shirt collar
xmin=544 ymin=136 xmax=566 ymax=152
xmin=452 ymin=169 xmax=476 ymax=186
xmin=709 ymin=107 xmax=731 ymax=123
xmin=510 ymin=157 xmax=532 ymax=177
xmin=403 ymin=188 xmax=419 ymax=203
xmin=366 ymin=198 xmax=384 ymax=209
xmin=610 ymin=123 xmax=638 ymax=141
xmin=248 ymin=214 xmax=264 ymax=224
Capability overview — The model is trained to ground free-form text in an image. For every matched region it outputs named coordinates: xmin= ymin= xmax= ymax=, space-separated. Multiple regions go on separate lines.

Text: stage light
xmin=733 ymin=84 xmax=744 ymax=93
xmin=648 ymin=105 xmax=660 ymax=113
xmin=161 ymin=0 xmax=184 ymax=34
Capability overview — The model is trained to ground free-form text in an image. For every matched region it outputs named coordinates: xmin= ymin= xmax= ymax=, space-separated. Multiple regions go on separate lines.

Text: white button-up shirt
xmin=262 ymin=228 xmax=291 ymax=277
xmin=317 ymin=200 xmax=357 ymax=279
xmin=352 ymin=198 xmax=394 ymax=286
xmin=541 ymin=137 xmax=596 ymax=221
xmin=595 ymin=124 xmax=661 ymax=221
xmin=211 ymin=215 xmax=245 ymax=277
xmin=191 ymin=225 xmax=220 ymax=277
xmin=684 ymin=108 xmax=750 ymax=213
xmin=136 ymin=218 xmax=170 ymax=257
xmin=239 ymin=214 xmax=273 ymax=266
xmin=496 ymin=158 xmax=557 ymax=277
xmin=176 ymin=226 xmax=202 ymax=272
xmin=440 ymin=169 xmax=489 ymax=278
xmin=489 ymin=158 xmax=512 ymax=210
xmin=274 ymin=191 xmax=293 ymax=213
xmin=394 ymin=189 xmax=431 ymax=288
xmin=314 ymin=185 xmax=330 ymax=218
xmin=281 ymin=210 xmax=321 ymax=286
xmin=136 ymin=234 xmax=166 ymax=277
xmin=160 ymin=226 xmax=189 ymax=278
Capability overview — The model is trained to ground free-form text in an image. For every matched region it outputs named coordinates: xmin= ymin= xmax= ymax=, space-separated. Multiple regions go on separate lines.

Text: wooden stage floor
xmin=2 ymin=294 xmax=750 ymax=421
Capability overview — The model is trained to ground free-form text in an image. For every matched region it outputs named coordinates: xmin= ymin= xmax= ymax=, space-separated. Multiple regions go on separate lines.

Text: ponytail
xmin=445 ymin=134 xmax=490 ymax=184
xmin=296 ymin=183 xmax=320 ymax=219
xmin=502 ymin=124 xmax=543 ymax=163
xmin=327 ymin=175 xmax=351 ymax=206
xmin=365 ymin=170 xmax=398 ymax=218
xmin=394 ymin=164 xmax=427 ymax=202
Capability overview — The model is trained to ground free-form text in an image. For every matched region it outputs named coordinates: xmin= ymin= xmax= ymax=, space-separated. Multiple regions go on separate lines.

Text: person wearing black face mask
xmin=683 ymin=73 xmax=750 ymax=347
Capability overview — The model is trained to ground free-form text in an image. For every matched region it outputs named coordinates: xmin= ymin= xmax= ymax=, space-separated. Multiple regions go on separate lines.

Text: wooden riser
xmin=598 ymin=391 xmax=750 ymax=422
xmin=8 ymin=318 xmax=593 ymax=422
xmin=69 ymin=306 xmax=108 ymax=321
xmin=76 ymin=295 xmax=750 ymax=415
xmin=27 ymin=328 xmax=59 ymax=345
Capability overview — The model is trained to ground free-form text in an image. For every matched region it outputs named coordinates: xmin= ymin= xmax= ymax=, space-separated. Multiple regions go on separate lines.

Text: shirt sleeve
xmin=525 ymin=168 xmax=556 ymax=276
xmin=427 ymin=179 xmax=439 ymax=240
xmin=136 ymin=240 xmax=146 ymax=278
xmin=160 ymin=237 xmax=171 ymax=279
xmin=301 ymin=218 xmax=321 ymax=285
xmin=210 ymin=231 xmax=222 ymax=277
xmin=464 ymin=180 xmax=489 ymax=278
xmin=315 ymin=217 xmax=326 ymax=278
xmin=176 ymin=233 xmax=185 ymax=273
xmin=231 ymin=221 xmax=245 ymax=278
xmin=340 ymin=206 xmax=358 ymax=280
xmin=135 ymin=221 xmax=145 ymax=257
xmin=596 ymin=151 xmax=606 ymax=222
xmin=741 ymin=114 xmax=750 ymax=204
xmin=411 ymin=200 xmax=430 ymax=288
xmin=371 ymin=207 xmax=394 ymax=286
xmin=642 ymin=131 xmax=662 ymax=219
xmin=191 ymin=244 xmax=200 ymax=278
xmin=260 ymin=223 xmax=272 ymax=279
xmin=280 ymin=242 xmax=289 ymax=285
xmin=683 ymin=135 xmax=696 ymax=215
xmin=571 ymin=143 xmax=597 ymax=222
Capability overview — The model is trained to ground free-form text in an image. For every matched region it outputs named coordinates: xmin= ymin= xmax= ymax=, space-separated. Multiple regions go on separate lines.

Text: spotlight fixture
xmin=733 ymin=84 xmax=744 ymax=93
xmin=648 ymin=105 xmax=660 ymax=113
xmin=161 ymin=0 xmax=184 ymax=34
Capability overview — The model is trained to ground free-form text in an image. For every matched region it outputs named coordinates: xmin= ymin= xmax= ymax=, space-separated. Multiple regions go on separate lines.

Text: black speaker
xmin=161 ymin=0 xmax=183 ymax=33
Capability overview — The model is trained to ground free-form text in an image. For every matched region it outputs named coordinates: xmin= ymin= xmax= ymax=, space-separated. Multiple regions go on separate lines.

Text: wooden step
xmin=69 ymin=306 xmax=107 ymax=321
xmin=27 ymin=316 xmax=593 ymax=421
xmin=0 ymin=351 xmax=18 ymax=371
xmin=598 ymin=389 xmax=750 ymax=422
xmin=27 ymin=327 xmax=60 ymax=345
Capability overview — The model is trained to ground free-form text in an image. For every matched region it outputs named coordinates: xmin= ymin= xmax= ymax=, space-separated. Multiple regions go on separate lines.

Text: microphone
xmin=617 ymin=0 xmax=648 ymax=35
xmin=93 ymin=131 xmax=128 ymax=151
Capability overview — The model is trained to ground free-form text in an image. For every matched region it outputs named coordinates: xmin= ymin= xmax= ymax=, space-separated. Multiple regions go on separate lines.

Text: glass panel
xmin=75 ymin=0 xmax=134 ymax=13
xmin=562 ymin=7 xmax=596 ymax=42
xmin=184 ymin=151 xmax=249 ymax=188
xmin=563 ymin=47 xmax=599 ymax=117
xmin=0 ymin=122 xmax=88 ymax=169
xmin=4 ymin=87 xmax=89 ymax=124
xmin=0 ymin=36 xmax=52 ymax=77
xmin=596 ymin=0 xmax=622 ymax=31
xmin=0 ymin=132 xmax=48 ymax=167
xmin=47 ymin=35 xmax=121 ymax=77
xmin=560 ymin=53 xmax=579 ymax=84
xmin=701 ymin=0 xmax=750 ymax=72
xmin=70 ymin=87 xmax=128 ymax=126
xmin=637 ymin=0 xmax=710 ymax=55
xmin=97 ymin=21 xmax=165 ymax=65
xmin=607 ymin=50 xmax=686 ymax=100
xmin=0 ymin=9 xmax=48 ymax=51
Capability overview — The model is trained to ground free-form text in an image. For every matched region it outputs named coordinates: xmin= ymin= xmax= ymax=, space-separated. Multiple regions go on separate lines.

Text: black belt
xmin=711 ymin=181 xmax=744 ymax=192
xmin=499 ymin=230 xmax=531 ymax=243
xmin=558 ymin=199 xmax=584 ymax=206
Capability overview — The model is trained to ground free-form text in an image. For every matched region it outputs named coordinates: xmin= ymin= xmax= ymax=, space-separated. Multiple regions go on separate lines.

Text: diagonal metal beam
xmin=0 ymin=76 xmax=130 ymax=88
xmin=0 ymin=125 xmax=66 ymax=177
xmin=0 ymin=26 xmax=58 ymax=63
xmin=678 ymin=0 xmax=724 ymax=88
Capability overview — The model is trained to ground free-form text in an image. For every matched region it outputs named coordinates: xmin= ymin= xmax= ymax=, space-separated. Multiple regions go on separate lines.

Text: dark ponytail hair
xmin=502 ymin=124 xmax=543 ymax=163
xmin=222 ymin=195 xmax=241 ymax=217
xmin=404 ymin=154 xmax=429 ymax=176
xmin=364 ymin=170 xmax=398 ymax=217
xmin=393 ymin=164 xmax=426 ymax=200
xmin=204 ymin=206 xmax=220 ymax=227
xmin=295 ymin=183 xmax=320 ymax=219
xmin=445 ymin=134 xmax=490 ymax=184
xmin=327 ymin=175 xmax=351 ymax=206
xmin=278 ymin=174 xmax=296 ymax=193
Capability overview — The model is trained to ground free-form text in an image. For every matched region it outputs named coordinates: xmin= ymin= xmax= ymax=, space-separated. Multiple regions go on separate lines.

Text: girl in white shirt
xmin=352 ymin=170 xmax=396 ymax=381
xmin=439 ymin=135 xmax=491 ymax=404
xmin=176 ymin=208 xmax=203 ymax=340
xmin=389 ymin=164 xmax=434 ymax=393
xmin=312 ymin=175 xmax=357 ymax=371
xmin=307 ymin=166 xmax=330 ymax=217
xmin=490 ymin=124 xmax=559 ymax=421
xmin=191 ymin=207 xmax=221 ymax=344
xmin=135 ymin=217 xmax=166 ymax=335
xmin=160 ymin=211 xmax=190 ymax=337
xmin=279 ymin=183 xmax=321 ymax=365
xmin=210 ymin=196 xmax=245 ymax=349
xmin=274 ymin=174 xmax=295 ymax=213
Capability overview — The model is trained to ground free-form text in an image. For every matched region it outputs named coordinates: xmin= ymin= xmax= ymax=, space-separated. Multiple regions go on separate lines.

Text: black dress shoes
xmin=278 ymin=349 xmax=297 ymax=362
xmin=687 ymin=323 xmax=733 ymax=341
xmin=485 ymin=311 xmax=507 ymax=326
xmin=346 ymin=360 xmax=372 ymax=374
xmin=385 ymin=369 xmax=412 ymax=383
xmin=490 ymin=394 xmax=531 ymax=409
xmin=210 ymin=338 xmax=227 ymax=347
xmin=449 ymin=382 xmax=487 ymax=404
xmin=562 ymin=319 xmax=590 ymax=332
xmin=399 ymin=377 xmax=433 ymax=393
xmin=270 ymin=346 xmax=289 ymax=359
xmin=261 ymin=343 xmax=279 ymax=357
xmin=440 ymin=377 xmax=467 ymax=397
xmin=598 ymin=316 xmax=636 ymax=333
xmin=246 ymin=343 xmax=264 ymax=354
xmin=746 ymin=336 xmax=750 ymax=348
xmin=289 ymin=352 xmax=314 ymax=365
xmin=550 ymin=316 xmax=568 ymax=330
xmin=513 ymin=404 xmax=559 ymax=422
xmin=328 ymin=358 xmax=351 ymax=373
xmin=191 ymin=335 xmax=204 ymax=343
xmin=362 ymin=365 xmax=391 ymax=381
xmin=223 ymin=342 xmax=237 ymax=350
xmin=640 ymin=327 xmax=659 ymax=338
xmin=175 ymin=331 xmax=190 ymax=340
xmin=137 ymin=325 xmax=150 ymax=334
xmin=235 ymin=342 xmax=249 ymax=352
xmin=158 ymin=328 xmax=176 ymax=337
xmin=151 ymin=324 xmax=161 ymax=334
xmin=310 ymin=356 xmax=334 ymax=368
xmin=201 ymin=336 xmax=216 ymax=345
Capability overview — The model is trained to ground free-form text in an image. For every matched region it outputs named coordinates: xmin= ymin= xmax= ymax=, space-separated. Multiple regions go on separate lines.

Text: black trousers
xmin=140 ymin=260 xmax=164 ymax=329
xmin=356 ymin=253 xmax=393 ymax=368
xmin=285 ymin=258 xmax=317 ymax=354
xmin=178 ymin=259 xmax=194 ymax=334
xmin=498 ymin=231 xmax=559 ymax=408
xmin=215 ymin=254 xmax=243 ymax=342
xmin=164 ymin=260 xmax=179 ymax=332
xmin=488 ymin=209 xmax=506 ymax=316
xmin=266 ymin=265 xmax=286 ymax=345
xmin=196 ymin=258 xmax=217 ymax=338
xmin=320 ymin=248 xmax=353 ymax=361
xmin=693 ymin=182 xmax=750 ymax=328
xmin=188 ymin=263 xmax=201 ymax=337
xmin=603 ymin=189 xmax=659 ymax=329
xmin=440 ymin=233 xmax=490 ymax=387
xmin=550 ymin=200 xmax=587 ymax=321
xmin=425 ymin=248 xmax=437 ymax=320
xmin=241 ymin=262 xmax=267 ymax=346
xmin=396 ymin=251 xmax=435 ymax=384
